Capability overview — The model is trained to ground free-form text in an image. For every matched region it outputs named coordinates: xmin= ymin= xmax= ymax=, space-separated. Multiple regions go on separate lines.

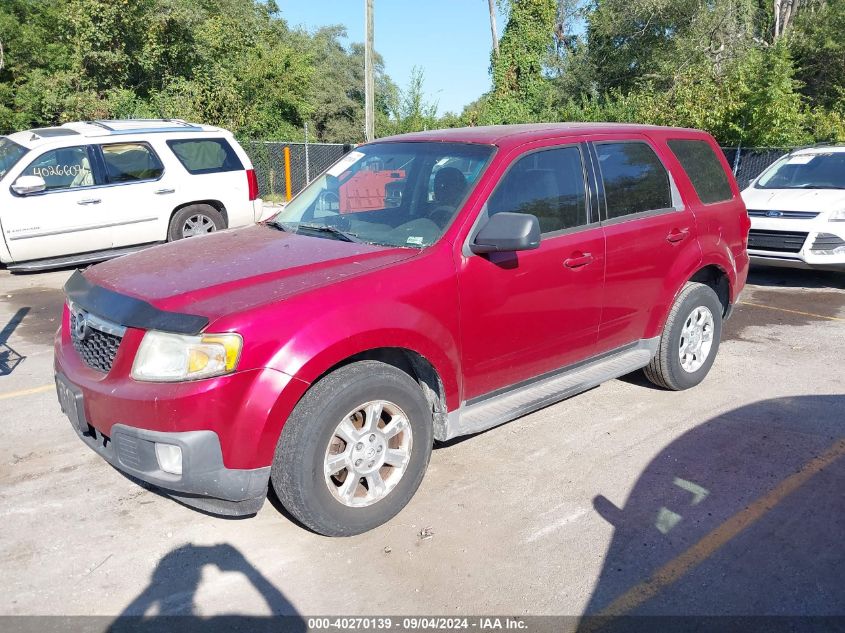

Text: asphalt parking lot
xmin=0 ymin=264 xmax=843 ymax=624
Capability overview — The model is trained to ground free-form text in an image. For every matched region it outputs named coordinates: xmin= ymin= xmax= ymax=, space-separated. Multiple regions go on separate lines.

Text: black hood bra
xmin=64 ymin=270 xmax=209 ymax=335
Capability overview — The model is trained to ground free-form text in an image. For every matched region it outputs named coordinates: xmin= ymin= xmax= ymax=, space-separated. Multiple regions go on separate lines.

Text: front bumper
xmin=748 ymin=254 xmax=845 ymax=271
xmin=57 ymin=371 xmax=270 ymax=516
xmin=748 ymin=219 xmax=845 ymax=271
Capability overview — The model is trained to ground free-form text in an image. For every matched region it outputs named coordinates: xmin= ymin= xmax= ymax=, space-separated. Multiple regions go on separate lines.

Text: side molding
xmin=439 ymin=338 xmax=659 ymax=441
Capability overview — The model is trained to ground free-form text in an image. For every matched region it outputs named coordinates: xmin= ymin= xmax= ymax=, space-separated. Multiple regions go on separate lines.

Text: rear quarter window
xmin=167 ymin=138 xmax=244 ymax=174
xmin=668 ymin=139 xmax=733 ymax=204
xmin=595 ymin=141 xmax=673 ymax=219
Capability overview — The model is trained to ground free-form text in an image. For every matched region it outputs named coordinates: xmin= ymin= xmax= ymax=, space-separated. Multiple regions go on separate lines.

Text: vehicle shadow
xmin=577 ymin=395 xmax=844 ymax=632
xmin=746 ymin=265 xmax=845 ymax=290
xmin=0 ymin=307 xmax=29 ymax=376
xmin=107 ymin=543 xmax=305 ymax=632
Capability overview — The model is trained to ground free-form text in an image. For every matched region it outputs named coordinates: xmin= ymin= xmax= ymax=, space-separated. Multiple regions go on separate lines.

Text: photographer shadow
xmin=109 ymin=543 xmax=305 ymax=633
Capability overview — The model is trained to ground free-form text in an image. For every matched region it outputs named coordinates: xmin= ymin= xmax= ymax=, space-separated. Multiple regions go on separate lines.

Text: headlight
xmin=829 ymin=209 xmax=845 ymax=222
xmin=131 ymin=331 xmax=242 ymax=382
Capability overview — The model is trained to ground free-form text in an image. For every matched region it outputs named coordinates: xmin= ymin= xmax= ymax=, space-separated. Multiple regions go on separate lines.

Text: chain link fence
xmin=241 ymin=140 xmax=353 ymax=200
xmin=720 ymin=147 xmax=794 ymax=189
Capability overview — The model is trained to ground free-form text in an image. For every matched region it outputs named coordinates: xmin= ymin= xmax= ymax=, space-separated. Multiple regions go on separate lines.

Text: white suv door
xmin=4 ymin=145 xmax=114 ymax=262
xmin=95 ymin=140 xmax=173 ymax=248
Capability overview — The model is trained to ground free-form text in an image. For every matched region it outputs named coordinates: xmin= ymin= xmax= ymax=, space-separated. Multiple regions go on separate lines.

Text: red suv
xmin=55 ymin=124 xmax=750 ymax=536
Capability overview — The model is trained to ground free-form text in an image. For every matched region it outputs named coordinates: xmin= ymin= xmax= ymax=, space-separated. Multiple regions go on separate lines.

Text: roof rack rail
xmin=85 ymin=120 xmax=115 ymax=131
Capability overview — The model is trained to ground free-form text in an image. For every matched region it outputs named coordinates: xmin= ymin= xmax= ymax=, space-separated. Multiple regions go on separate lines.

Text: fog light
xmin=155 ymin=443 xmax=183 ymax=475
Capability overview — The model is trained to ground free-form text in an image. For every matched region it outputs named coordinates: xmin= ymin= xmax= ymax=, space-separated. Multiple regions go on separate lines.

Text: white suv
xmin=742 ymin=145 xmax=845 ymax=271
xmin=0 ymin=119 xmax=263 ymax=271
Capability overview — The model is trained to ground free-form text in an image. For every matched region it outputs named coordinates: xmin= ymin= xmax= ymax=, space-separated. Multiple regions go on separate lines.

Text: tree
xmin=789 ymin=0 xmax=845 ymax=110
xmin=382 ymin=66 xmax=439 ymax=135
xmin=483 ymin=0 xmax=557 ymax=123
xmin=0 ymin=0 xmax=387 ymax=141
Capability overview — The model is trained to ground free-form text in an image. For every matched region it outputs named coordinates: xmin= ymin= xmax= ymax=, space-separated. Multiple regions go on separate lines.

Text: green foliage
xmin=2 ymin=0 xmax=844 ymax=146
xmin=474 ymin=0 xmax=844 ymax=145
xmin=0 ymin=0 xmax=391 ymax=141
xmin=482 ymin=0 xmax=557 ymax=124
xmin=380 ymin=67 xmax=440 ymax=136
xmin=790 ymin=0 xmax=845 ymax=111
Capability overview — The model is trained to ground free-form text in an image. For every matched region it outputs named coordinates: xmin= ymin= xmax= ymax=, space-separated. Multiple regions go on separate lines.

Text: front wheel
xmin=271 ymin=361 xmax=433 ymax=536
xmin=644 ymin=282 xmax=723 ymax=391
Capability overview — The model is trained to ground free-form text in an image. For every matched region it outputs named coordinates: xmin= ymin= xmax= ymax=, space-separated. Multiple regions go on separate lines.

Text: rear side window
xmin=167 ymin=138 xmax=243 ymax=174
xmin=668 ymin=139 xmax=733 ymax=204
xmin=596 ymin=142 xmax=672 ymax=219
xmin=488 ymin=146 xmax=588 ymax=234
xmin=101 ymin=143 xmax=163 ymax=183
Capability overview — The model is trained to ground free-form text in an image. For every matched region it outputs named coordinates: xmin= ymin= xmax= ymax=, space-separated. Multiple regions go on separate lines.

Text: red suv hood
xmin=84 ymin=225 xmax=417 ymax=321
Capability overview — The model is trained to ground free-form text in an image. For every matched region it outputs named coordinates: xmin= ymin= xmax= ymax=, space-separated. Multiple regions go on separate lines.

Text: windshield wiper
xmin=264 ymin=220 xmax=290 ymax=231
xmin=290 ymin=222 xmax=362 ymax=243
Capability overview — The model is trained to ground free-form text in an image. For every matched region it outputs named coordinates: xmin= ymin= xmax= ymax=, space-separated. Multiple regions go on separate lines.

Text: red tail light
xmin=246 ymin=169 xmax=259 ymax=201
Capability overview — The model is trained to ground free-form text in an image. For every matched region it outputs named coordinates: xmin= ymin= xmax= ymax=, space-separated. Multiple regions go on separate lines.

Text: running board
xmin=7 ymin=243 xmax=162 ymax=272
xmin=439 ymin=338 xmax=659 ymax=441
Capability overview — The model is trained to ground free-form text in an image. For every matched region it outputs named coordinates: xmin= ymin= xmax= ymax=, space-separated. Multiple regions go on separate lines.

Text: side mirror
xmin=470 ymin=212 xmax=541 ymax=254
xmin=12 ymin=175 xmax=46 ymax=196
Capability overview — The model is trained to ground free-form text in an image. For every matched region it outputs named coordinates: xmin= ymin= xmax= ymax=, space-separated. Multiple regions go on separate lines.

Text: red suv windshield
xmin=271 ymin=142 xmax=495 ymax=248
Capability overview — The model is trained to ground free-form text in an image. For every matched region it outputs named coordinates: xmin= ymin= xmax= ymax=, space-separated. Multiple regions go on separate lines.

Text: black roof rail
xmin=85 ymin=121 xmax=115 ymax=131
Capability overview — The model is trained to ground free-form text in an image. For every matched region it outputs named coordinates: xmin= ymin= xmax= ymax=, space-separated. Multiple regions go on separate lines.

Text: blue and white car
xmin=742 ymin=145 xmax=845 ymax=271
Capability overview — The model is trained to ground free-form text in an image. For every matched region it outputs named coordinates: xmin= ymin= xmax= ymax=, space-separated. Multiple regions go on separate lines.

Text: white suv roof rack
xmin=60 ymin=119 xmax=208 ymax=137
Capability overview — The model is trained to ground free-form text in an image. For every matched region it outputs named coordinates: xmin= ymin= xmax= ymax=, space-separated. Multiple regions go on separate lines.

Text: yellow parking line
xmin=0 ymin=384 xmax=54 ymax=401
xmin=593 ymin=437 xmax=845 ymax=622
xmin=739 ymin=301 xmax=845 ymax=322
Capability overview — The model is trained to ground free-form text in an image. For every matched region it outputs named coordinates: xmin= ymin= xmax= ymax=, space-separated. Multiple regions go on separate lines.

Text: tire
xmin=271 ymin=361 xmax=433 ymax=536
xmin=167 ymin=204 xmax=225 ymax=241
xmin=644 ymin=282 xmax=723 ymax=391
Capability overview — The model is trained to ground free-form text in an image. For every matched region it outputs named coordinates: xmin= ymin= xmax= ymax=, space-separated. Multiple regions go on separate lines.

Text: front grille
xmin=70 ymin=311 xmax=123 ymax=373
xmin=811 ymin=232 xmax=845 ymax=252
xmin=747 ymin=229 xmax=808 ymax=253
xmin=747 ymin=209 xmax=820 ymax=219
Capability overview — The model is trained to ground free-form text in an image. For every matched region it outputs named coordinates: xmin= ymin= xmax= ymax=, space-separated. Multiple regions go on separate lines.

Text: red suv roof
xmin=376 ymin=122 xmax=702 ymax=149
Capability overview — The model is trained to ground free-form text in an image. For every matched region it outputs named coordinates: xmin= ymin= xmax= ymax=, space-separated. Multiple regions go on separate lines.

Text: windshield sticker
xmin=406 ymin=236 xmax=424 ymax=246
xmin=786 ymin=155 xmax=814 ymax=165
xmin=327 ymin=151 xmax=365 ymax=177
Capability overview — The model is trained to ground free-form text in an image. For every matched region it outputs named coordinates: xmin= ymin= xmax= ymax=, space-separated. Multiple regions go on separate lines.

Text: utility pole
xmin=364 ymin=0 xmax=375 ymax=142
xmin=488 ymin=0 xmax=499 ymax=59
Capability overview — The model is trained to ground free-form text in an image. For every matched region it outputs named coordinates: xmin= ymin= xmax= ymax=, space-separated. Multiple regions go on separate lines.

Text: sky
xmin=277 ymin=1 xmax=508 ymax=115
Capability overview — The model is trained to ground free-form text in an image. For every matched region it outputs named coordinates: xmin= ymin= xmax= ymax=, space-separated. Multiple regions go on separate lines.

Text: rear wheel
xmin=271 ymin=361 xmax=433 ymax=536
xmin=167 ymin=204 xmax=225 ymax=241
xmin=644 ymin=282 xmax=723 ymax=391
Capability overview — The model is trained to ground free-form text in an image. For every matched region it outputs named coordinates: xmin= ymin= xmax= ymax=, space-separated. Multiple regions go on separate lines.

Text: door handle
xmin=154 ymin=188 xmax=175 ymax=195
xmin=77 ymin=198 xmax=101 ymax=205
xmin=666 ymin=228 xmax=690 ymax=244
xmin=564 ymin=252 xmax=594 ymax=269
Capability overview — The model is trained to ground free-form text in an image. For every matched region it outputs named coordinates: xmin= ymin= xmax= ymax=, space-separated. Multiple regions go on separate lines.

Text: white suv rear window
xmin=167 ymin=138 xmax=243 ymax=174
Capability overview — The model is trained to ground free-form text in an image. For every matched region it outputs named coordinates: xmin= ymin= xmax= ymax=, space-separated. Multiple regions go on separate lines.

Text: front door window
xmin=20 ymin=146 xmax=95 ymax=191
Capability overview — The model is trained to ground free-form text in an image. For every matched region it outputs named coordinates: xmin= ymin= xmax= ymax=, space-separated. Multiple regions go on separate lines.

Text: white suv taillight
xmin=246 ymin=169 xmax=259 ymax=201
